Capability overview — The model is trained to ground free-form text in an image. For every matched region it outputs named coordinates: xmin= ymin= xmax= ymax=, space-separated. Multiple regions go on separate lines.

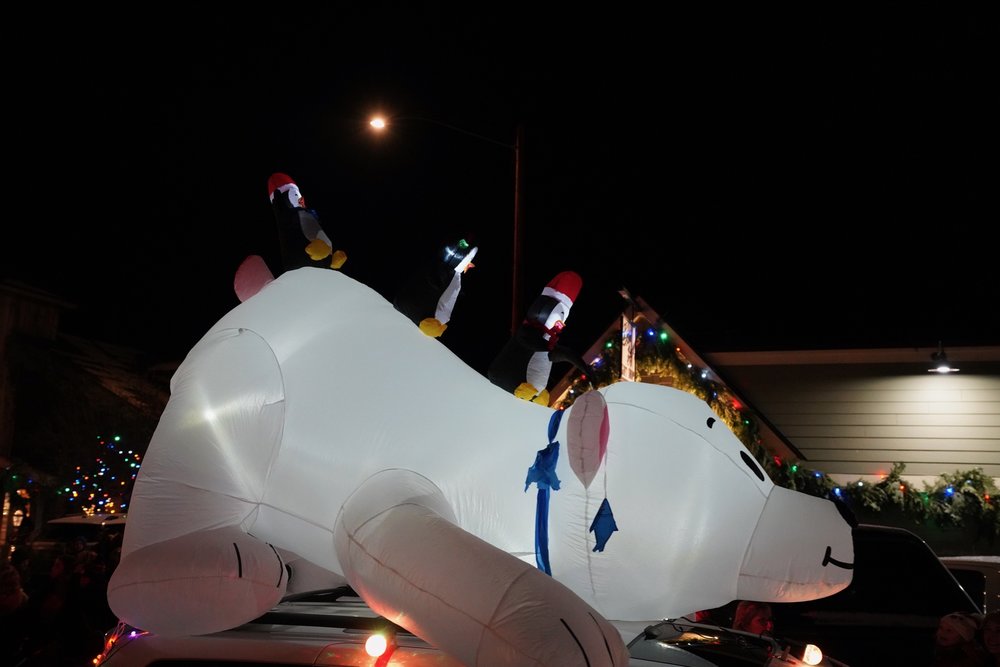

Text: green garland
xmin=774 ymin=461 xmax=999 ymax=541
xmin=559 ymin=329 xmax=767 ymax=466
xmin=557 ymin=331 xmax=999 ymax=544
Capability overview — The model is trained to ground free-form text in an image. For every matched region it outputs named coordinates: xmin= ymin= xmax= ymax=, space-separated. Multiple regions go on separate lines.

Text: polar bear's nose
xmin=833 ymin=497 xmax=859 ymax=528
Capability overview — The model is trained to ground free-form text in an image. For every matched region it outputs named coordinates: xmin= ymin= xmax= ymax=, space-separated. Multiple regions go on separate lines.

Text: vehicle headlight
xmin=801 ymin=643 xmax=823 ymax=665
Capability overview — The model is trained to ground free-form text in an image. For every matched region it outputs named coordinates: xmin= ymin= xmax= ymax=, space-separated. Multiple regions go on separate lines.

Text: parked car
xmin=93 ymin=586 xmax=849 ymax=667
xmin=28 ymin=512 xmax=126 ymax=574
xmin=766 ymin=523 xmax=981 ymax=667
xmin=94 ymin=586 xmax=462 ymax=667
xmin=940 ymin=555 xmax=1000 ymax=614
xmin=627 ymin=617 xmax=850 ymax=666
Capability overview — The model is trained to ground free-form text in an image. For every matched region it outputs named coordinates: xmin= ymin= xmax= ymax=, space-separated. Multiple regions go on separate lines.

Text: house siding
xmin=705 ymin=353 xmax=1000 ymax=485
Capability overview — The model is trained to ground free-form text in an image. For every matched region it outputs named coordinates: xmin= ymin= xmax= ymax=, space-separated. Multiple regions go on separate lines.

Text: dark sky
xmin=4 ymin=5 xmax=997 ymax=376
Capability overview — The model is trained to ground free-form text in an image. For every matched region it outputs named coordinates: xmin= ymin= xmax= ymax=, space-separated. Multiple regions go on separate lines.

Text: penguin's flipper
xmin=549 ymin=345 xmax=595 ymax=383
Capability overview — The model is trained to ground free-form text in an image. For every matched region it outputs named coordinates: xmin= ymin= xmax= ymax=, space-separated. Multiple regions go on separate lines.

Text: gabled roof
xmin=549 ymin=294 xmax=805 ymax=464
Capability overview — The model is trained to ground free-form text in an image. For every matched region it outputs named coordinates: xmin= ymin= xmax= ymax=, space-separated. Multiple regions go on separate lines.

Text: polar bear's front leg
xmin=334 ymin=469 xmax=629 ymax=667
xmin=107 ymin=525 xmax=287 ymax=636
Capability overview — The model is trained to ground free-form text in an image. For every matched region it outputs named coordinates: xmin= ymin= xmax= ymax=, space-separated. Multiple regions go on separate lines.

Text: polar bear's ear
xmin=234 ymin=254 xmax=275 ymax=302
xmin=566 ymin=390 xmax=609 ymax=489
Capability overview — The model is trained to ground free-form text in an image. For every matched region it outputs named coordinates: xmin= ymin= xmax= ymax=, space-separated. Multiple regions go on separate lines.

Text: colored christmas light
xmin=61 ymin=434 xmax=142 ymax=514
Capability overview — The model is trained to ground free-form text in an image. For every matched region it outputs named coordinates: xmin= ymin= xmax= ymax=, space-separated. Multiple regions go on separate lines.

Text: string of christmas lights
xmin=58 ymin=434 xmax=142 ymax=515
xmin=556 ymin=327 xmax=998 ymax=542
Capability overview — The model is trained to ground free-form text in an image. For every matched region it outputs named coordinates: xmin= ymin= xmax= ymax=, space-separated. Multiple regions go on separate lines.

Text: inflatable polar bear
xmin=108 ymin=267 xmax=854 ymax=667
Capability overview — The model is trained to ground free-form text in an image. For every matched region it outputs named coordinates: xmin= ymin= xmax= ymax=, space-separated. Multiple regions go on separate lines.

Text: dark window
xmin=769 ymin=525 xmax=979 ymax=667
xmin=777 ymin=525 xmax=976 ymax=616
xmin=948 ymin=568 xmax=987 ymax=613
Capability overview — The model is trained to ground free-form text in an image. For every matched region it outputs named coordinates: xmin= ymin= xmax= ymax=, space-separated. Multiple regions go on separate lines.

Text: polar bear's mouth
xmin=822 ymin=546 xmax=854 ymax=570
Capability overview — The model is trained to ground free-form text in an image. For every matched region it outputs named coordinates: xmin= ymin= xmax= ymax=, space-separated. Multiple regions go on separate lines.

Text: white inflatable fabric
xmin=108 ymin=268 xmax=853 ymax=664
xmin=335 ymin=468 xmax=628 ymax=666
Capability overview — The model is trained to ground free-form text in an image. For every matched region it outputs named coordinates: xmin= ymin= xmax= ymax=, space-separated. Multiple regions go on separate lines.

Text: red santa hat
xmin=267 ymin=173 xmax=296 ymax=202
xmin=541 ymin=271 xmax=582 ymax=310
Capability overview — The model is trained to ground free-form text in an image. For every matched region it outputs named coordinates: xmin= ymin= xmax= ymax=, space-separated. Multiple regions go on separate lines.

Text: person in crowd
xmin=8 ymin=547 xmax=34 ymax=592
xmin=66 ymin=534 xmax=94 ymax=560
xmin=930 ymin=611 xmax=989 ymax=667
xmin=1 ymin=560 xmax=33 ymax=664
xmin=98 ymin=529 xmax=124 ymax=573
xmin=982 ymin=610 xmax=1000 ymax=666
xmin=732 ymin=600 xmax=774 ymax=636
xmin=14 ymin=553 xmax=75 ymax=665
xmin=63 ymin=549 xmax=116 ymax=665
xmin=683 ymin=604 xmax=733 ymax=626
xmin=1 ymin=561 xmax=29 ymax=612
xmin=691 ymin=609 xmax=716 ymax=623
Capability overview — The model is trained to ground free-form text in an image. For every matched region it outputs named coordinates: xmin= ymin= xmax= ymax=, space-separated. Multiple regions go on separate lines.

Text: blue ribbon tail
xmin=527 ymin=409 xmax=565 ymax=576
xmin=534 ymin=487 xmax=552 ymax=575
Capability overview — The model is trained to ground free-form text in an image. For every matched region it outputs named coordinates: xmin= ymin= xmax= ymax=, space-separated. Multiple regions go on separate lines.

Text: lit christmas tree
xmin=59 ymin=434 xmax=142 ymax=515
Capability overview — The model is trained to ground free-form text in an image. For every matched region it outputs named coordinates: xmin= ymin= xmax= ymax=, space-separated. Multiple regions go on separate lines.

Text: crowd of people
xmin=731 ymin=600 xmax=775 ymax=636
xmin=689 ymin=599 xmax=1000 ymax=667
xmin=5 ymin=535 xmax=1000 ymax=667
xmin=0 ymin=531 xmax=121 ymax=667
xmin=931 ymin=609 xmax=1000 ymax=667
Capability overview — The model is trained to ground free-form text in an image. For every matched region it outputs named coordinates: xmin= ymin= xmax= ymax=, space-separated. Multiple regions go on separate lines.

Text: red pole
xmin=511 ymin=124 xmax=524 ymax=335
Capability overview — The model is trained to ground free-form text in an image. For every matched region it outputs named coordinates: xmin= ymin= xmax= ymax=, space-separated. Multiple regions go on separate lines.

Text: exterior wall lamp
xmin=929 ymin=341 xmax=960 ymax=373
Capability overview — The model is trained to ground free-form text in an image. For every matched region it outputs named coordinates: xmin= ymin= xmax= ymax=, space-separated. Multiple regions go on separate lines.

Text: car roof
xmin=101 ymin=588 xmax=816 ymax=667
xmin=96 ymin=587 xmax=464 ymax=667
xmin=940 ymin=556 xmax=1000 ymax=614
xmin=626 ymin=618 xmax=844 ymax=667
xmin=47 ymin=512 xmax=127 ymax=526
xmin=940 ymin=555 xmax=1000 ymax=564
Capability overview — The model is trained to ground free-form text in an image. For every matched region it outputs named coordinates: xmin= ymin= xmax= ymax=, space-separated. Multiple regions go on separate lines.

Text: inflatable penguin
xmin=268 ymin=172 xmax=347 ymax=272
xmin=488 ymin=270 xmax=594 ymax=405
xmin=393 ymin=237 xmax=477 ymax=337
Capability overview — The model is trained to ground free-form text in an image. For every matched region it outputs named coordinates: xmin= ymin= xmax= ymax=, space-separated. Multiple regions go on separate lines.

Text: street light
xmin=369 ymin=114 xmax=524 ymax=335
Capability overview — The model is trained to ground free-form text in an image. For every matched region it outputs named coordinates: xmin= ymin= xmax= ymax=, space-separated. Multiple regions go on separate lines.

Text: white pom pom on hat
xmin=267 ymin=173 xmax=296 ymax=202
xmin=541 ymin=271 xmax=583 ymax=310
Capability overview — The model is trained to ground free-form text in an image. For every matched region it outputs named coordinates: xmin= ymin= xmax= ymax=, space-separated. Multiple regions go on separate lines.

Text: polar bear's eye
xmin=740 ymin=451 xmax=765 ymax=481
xmin=706 ymin=417 xmax=716 ymax=428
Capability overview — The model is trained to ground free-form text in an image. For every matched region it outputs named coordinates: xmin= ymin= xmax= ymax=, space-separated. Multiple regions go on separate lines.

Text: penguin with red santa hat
xmin=268 ymin=172 xmax=346 ymax=272
xmin=488 ymin=270 xmax=595 ymax=405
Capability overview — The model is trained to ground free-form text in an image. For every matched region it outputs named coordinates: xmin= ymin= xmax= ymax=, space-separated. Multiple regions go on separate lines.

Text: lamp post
xmin=369 ymin=115 xmax=524 ymax=335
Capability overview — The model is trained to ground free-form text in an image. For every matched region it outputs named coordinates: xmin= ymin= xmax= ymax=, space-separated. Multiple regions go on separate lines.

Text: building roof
xmin=549 ymin=294 xmax=805 ymax=464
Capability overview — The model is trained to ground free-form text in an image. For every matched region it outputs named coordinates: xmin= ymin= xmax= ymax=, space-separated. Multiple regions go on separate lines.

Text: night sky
xmin=4 ymin=5 xmax=996 ymax=376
